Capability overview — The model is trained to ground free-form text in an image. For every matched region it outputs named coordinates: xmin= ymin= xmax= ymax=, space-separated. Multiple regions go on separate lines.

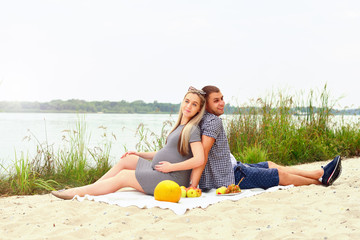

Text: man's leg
xmin=269 ymin=156 xmax=342 ymax=186
xmin=268 ymin=161 xmax=323 ymax=180
xmin=236 ymin=165 xmax=279 ymax=189
xmin=277 ymin=169 xmax=321 ymax=186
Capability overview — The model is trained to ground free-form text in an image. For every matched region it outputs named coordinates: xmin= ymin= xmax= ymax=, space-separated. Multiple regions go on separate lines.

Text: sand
xmin=1 ymin=157 xmax=359 ymax=240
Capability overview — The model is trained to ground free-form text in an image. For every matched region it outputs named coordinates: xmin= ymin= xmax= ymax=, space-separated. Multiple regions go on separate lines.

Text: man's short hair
xmin=202 ymin=85 xmax=220 ymax=99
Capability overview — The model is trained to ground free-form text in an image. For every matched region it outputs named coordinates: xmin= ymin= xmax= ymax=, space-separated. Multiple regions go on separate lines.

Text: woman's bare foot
xmin=51 ymin=188 xmax=79 ymax=200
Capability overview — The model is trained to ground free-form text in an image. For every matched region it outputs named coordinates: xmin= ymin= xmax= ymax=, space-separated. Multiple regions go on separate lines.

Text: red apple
xmin=195 ymin=188 xmax=202 ymax=197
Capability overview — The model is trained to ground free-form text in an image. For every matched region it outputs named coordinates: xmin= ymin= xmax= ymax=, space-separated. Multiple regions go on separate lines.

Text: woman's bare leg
xmin=52 ymin=169 xmax=144 ymax=199
xmin=96 ymin=155 xmax=139 ymax=182
xmin=268 ymin=161 xmax=323 ymax=180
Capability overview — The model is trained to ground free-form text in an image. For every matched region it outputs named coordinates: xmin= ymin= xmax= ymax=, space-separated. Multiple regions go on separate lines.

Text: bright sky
xmin=0 ymin=1 xmax=359 ymax=108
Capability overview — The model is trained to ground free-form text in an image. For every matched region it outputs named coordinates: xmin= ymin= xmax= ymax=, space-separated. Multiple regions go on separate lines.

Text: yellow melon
xmin=154 ymin=180 xmax=181 ymax=203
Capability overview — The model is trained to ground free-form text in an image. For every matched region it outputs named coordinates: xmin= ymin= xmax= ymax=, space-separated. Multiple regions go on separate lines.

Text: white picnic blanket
xmin=74 ymin=185 xmax=293 ymax=215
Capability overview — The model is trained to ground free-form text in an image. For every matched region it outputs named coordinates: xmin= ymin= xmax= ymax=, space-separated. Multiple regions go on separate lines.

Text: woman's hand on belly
xmin=154 ymin=161 xmax=173 ymax=173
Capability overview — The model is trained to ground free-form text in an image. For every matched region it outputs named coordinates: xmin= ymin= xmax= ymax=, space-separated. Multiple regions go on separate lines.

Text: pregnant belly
xmin=150 ymin=147 xmax=182 ymax=168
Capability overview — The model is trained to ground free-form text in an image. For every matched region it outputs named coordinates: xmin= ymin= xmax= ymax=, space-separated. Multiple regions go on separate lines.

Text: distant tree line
xmin=0 ymin=99 xmax=238 ymax=114
xmin=0 ymin=100 xmax=358 ymax=115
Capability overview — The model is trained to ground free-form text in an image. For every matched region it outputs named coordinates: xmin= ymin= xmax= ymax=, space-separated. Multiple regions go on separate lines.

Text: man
xmin=190 ymin=85 xmax=342 ymax=190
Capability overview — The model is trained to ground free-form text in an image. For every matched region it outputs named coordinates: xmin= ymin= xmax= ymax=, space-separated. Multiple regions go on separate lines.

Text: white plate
xmin=216 ymin=192 xmax=241 ymax=196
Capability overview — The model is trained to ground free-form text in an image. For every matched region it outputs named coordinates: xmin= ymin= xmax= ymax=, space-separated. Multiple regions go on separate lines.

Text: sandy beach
xmin=1 ymin=157 xmax=359 ymax=240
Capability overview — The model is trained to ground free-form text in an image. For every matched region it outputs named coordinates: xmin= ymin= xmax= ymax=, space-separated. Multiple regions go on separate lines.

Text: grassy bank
xmin=227 ymin=86 xmax=360 ymax=165
xmin=0 ymin=118 xmax=113 ymax=195
xmin=1 ymin=86 xmax=359 ymax=196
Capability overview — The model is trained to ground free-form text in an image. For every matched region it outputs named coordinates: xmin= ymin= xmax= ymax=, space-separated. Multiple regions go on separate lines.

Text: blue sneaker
xmin=321 ymin=155 xmax=342 ymax=186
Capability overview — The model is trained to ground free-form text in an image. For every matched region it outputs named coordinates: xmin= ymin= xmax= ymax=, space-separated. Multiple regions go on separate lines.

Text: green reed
xmin=0 ymin=153 xmax=57 ymax=195
xmin=134 ymin=120 xmax=173 ymax=152
xmin=54 ymin=118 xmax=115 ymax=186
xmin=0 ymin=117 xmax=114 ymax=195
xmin=227 ymin=85 xmax=360 ymax=165
xmin=57 ymin=118 xmax=89 ymax=183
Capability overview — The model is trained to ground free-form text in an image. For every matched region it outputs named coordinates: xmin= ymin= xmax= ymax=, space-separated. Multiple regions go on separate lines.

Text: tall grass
xmin=227 ymin=85 xmax=360 ymax=165
xmin=53 ymin=118 xmax=114 ymax=186
xmin=0 ymin=117 xmax=114 ymax=195
xmin=134 ymin=120 xmax=173 ymax=152
xmin=0 ymin=152 xmax=57 ymax=195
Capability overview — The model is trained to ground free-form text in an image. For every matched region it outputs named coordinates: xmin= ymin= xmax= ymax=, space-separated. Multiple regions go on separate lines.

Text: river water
xmin=0 ymin=113 xmax=176 ymax=167
xmin=1 ymin=112 xmax=359 ymax=169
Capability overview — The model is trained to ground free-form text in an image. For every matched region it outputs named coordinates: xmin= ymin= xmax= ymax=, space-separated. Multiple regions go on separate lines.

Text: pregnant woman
xmin=51 ymin=86 xmax=206 ymax=199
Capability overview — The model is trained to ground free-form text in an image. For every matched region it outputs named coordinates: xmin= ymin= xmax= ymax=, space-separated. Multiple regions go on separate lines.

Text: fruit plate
xmin=216 ymin=192 xmax=242 ymax=196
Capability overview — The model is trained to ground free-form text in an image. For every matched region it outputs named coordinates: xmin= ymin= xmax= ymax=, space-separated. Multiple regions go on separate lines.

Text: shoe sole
xmin=328 ymin=161 xmax=342 ymax=186
xmin=326 ymin=156 xmax=342 ymax=186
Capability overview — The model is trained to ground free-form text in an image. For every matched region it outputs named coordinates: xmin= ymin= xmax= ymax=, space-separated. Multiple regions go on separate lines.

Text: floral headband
xmin=188 ymin=86 xmax=206 ymax=95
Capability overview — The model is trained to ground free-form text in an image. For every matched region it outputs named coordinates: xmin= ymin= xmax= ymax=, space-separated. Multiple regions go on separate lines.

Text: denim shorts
xmin=234 ymin=162 xmax=279 ymax=189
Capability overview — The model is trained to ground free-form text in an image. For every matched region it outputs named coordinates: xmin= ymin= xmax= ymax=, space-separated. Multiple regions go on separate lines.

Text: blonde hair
xmin=169 ymin=90 xmax=206 ymax=156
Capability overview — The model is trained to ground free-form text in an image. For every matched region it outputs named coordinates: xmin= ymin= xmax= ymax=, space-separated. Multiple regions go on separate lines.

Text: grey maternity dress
xmin=135 ymin=125 xmax=201 ymax=195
